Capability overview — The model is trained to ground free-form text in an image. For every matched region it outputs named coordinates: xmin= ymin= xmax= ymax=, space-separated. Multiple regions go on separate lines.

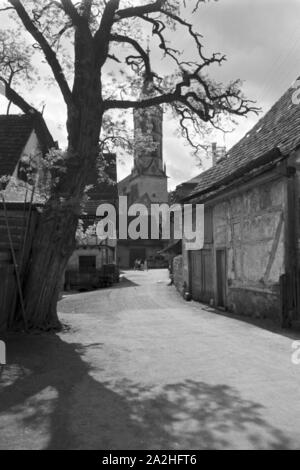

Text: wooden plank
xmin=190 ymin=249 xmax=214 ymax=303
xmin=202 ymin=250 xmax=214 ymax=303
xmin=190 ymin=250 xmax=202 ymax=301
xmin=0 ymin=265 xmax=17 ymax=331
xmin=216 ymin=249 xmax=227 ymax=307
xmin=263 ymin=212 xmax=284 ymax=283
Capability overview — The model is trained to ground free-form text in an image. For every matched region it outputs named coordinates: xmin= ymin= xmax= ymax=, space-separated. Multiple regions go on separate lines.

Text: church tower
xmin=133 ymin=78 xmax=165 ymax=177
xmin=118 ymin=76 xmax=168 ymax=207
xmin=117 ymin=75 xmax=169 ymax=268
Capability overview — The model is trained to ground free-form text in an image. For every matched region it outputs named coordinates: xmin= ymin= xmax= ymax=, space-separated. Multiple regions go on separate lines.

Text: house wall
xmin=214 ymin=177 xmax=286 ymax=321
xmin=4 ymin=130 xmax=44 ymax=202
xmin=22 ymin=130 xmax=41 ymax=164
xmin=67 ymin=247 xmax=114 ymax=271
xmin=294 ymin=149 xmax=300 ymax=266
xmin=119 ymin=174 xmax=168 ymax=206
xmin=182 ymin=239 xmax=190 ymax=289
xmin=173 ymin=255 xmax=184 ymax=293
xmin=118 ymin=244 xmax=130 ymax=268
xmin=117 ymin=172 xmax=169 ymax=269
xmin=184 ymin=174 xmax=288 ymax=323
xmin=118 ymin=241 xmax=167 ymax=269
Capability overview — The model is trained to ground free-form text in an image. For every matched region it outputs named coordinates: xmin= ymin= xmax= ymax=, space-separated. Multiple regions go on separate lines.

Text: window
xmin=79 ymin=256 xmax=96 ymax=273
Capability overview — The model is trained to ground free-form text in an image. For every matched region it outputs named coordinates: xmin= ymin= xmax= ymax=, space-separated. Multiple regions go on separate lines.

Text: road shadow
xmin=112 ymin=277 xmax=140 ymax=289
xmin=61 ymin=277 xmax=139 ymax=298
xmin=0 ymin=332 xmax=292 ymax=450
xmin=190 ymin=302 xmax=300 ymax=341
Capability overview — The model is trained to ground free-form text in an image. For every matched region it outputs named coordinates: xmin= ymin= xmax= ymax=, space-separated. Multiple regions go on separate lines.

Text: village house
xmin=173 ymin=84 xmax=300 ymax=327
xmin=0 ymin=113 xmax=119 ymax=324
xmin=0 ymin=113 xmax=55 ymax=199
xmin=0 ymin=113 xmax=55 ymax=330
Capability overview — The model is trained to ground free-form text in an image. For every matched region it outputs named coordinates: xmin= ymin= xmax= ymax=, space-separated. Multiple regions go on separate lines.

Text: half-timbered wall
xmin=213 ymin=177 xmax=286 ymax=321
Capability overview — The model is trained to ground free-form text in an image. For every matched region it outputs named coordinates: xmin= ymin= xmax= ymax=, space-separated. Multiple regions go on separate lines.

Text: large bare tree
xmin=0 ymin=0 xmax=257 ymax=330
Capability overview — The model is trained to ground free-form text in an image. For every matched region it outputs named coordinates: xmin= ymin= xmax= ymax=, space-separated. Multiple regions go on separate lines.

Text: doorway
xmin=129 ymin=248 xmax=146 ymax=269
xmin=189 ymin=249 xmax=214 ymax=303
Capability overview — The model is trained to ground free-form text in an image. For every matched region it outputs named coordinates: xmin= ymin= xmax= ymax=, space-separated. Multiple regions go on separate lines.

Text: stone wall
xmin=173 ymin=255 xmax=184 ymax=294
xmin=228 ymin=287 xmax=281 ymax=322
xmin=119 ymin=174 xmax=168 ymax=206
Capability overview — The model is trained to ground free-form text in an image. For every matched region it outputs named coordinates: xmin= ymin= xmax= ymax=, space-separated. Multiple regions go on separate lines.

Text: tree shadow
xmin=62 ymin=277 xmax=139 ymax=297
xmin=111 ymin=277 xmax=140 ymax=289
xmin=0 ymin=333 xmax=292 ymax=450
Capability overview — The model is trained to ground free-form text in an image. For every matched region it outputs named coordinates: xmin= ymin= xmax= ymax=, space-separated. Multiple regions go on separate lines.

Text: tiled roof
xmin=188 ymin=85 xmax=300 ymax=198
xmin=0 ymin=115 xmax=34 ymax=177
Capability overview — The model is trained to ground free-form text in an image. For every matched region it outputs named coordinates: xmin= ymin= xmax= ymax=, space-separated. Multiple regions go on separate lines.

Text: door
xmin=190 ymin=249 xmax=214 ymax=303
xmin=129 ymin=248 xmax=146 ymax=269
xmin=216 ymin=249 xmax=226 ymax=307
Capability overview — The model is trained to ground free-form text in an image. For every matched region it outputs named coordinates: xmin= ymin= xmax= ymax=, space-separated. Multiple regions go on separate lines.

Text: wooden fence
xmin=0 ymin=203 xmax=40 ymax=331
xmin=0 ymin=265 xmax=17 ymax=331
xmin=280 ymin=269 xmax=300 ymax=327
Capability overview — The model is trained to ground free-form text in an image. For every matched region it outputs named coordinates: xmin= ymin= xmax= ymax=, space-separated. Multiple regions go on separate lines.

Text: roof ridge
xmin=0 ymin=113 xmax=55 ymax=179
xmin=182 ymin=81 xmax=300 ymax=199
xmin=227 ymin=85 xmax=294 ymax=157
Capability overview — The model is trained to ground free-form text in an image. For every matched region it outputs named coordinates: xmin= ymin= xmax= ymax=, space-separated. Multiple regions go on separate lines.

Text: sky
xmin=1 ymin=0 xmax=300 ymax=190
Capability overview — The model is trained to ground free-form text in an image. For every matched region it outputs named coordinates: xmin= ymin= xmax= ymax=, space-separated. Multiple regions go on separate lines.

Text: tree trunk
xmin=14 ymin=96 xmax=104 ymax=331
xmin=18 ymin=202 xmax=79 ymax=331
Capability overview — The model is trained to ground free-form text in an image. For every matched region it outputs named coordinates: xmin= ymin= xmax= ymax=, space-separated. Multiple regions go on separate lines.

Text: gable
xmin=0 ymin=115 xmax=34 ymax=178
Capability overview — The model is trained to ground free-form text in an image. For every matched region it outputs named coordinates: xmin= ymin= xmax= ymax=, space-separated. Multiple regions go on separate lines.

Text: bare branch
xmin=8 ymin=0 xmax=73 ymax=106
xmin=94 ymin=0 xmax=120 ymax=67
xmin=104 ymin=78 xmax=259 ymax=129
xmin=0 ymin=77 xmax=37 ymax=114
xmin=115 ymin=0 xmax=166 ymax=20
xmin=59 ymin=0 xmax=87 ymax=27
xmin=107 ymin=53 xmax=121 ymax=63
xmin=110 ymin=34 xmax=151 ymax=77
xmin=104 ymin=92 xmax=178 ymax=111
xmin=0 ymin=6 xmax=14 ymax=12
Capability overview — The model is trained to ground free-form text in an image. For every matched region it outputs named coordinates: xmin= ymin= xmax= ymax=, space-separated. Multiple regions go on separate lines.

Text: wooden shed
xmin=0 ymin=202 xmax=40 ymax=330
